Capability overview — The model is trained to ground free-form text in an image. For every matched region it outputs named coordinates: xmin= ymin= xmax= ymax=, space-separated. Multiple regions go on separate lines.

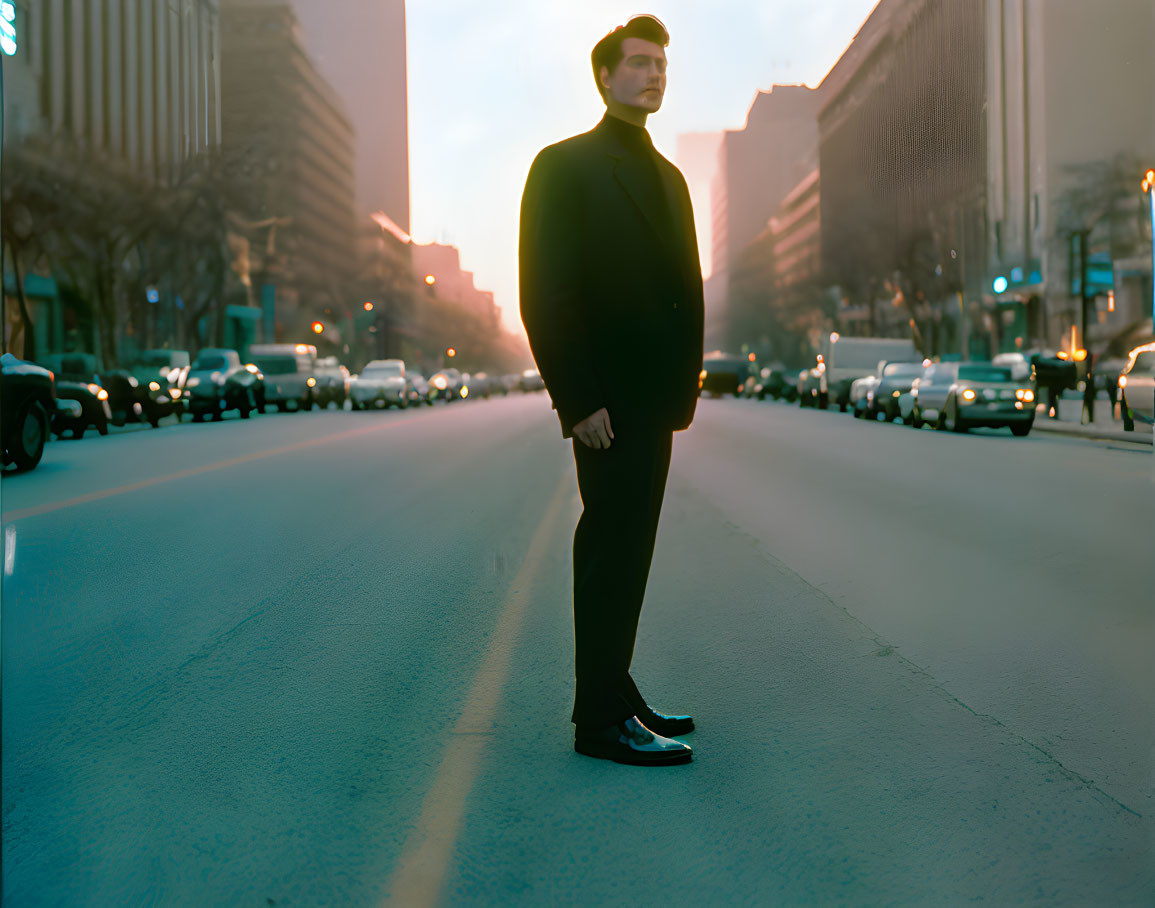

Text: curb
xmin=1031 ymin=419 xmax=1153 ymax=446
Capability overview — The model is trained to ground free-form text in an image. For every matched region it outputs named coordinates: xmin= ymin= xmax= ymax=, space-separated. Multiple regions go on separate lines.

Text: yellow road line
xmin=1 ymin=416 xmax=421 ymax=523
xmin=383 ymin=470 xmax=572 ymax=907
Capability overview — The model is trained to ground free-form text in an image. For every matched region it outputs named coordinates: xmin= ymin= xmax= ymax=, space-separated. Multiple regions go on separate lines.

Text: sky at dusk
xmin=406 ymin=1 xmax=881 ymax=336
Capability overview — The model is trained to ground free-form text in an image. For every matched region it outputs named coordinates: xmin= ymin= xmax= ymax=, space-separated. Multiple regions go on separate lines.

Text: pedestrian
xmin=519 ymin=15 xmax=704 ymax=767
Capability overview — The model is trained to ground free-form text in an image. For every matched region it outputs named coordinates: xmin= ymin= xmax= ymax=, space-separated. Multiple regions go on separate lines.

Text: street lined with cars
xmin=1 ymin=391 xmax=1148 ymax=904
xmin=0 ymin=342 xmax=550 ymax=475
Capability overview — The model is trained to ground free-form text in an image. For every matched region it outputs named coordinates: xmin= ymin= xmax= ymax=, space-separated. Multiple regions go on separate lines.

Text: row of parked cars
xmin=698 ymin=341 xmax=1155 ymax=438
xmin=0 ymin=342 xmax=548 ymax=472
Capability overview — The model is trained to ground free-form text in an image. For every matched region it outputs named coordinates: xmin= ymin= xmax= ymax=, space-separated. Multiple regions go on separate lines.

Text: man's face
xmin=600 ymin=37 xmax=667 ymax=112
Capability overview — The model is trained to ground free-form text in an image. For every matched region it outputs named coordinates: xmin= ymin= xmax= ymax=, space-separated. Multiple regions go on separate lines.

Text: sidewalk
xmin=1032 ymin=394 xmax=1153 ymax=446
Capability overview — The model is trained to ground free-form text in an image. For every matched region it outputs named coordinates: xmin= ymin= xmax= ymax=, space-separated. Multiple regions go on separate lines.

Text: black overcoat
xmin=519 ymin=114 xmax=705 ymax=439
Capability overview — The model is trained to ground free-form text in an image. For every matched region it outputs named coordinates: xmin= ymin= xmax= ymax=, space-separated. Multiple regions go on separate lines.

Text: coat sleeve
xmin=519 ymin=147 xmax=605 ymax=431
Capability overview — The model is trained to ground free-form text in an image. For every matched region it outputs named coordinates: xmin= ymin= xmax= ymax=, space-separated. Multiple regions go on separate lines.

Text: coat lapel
xmin=609 ymin=151 xmax=674 ymax=247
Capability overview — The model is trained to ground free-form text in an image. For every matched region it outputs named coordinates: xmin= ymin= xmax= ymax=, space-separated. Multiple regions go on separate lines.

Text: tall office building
xmin=220 ymin=1 xmax=357 ymax=338
xmin=243 ymin=0 xmax=411 ymax=231
xmin=3 ymin=0 xmax=221 ymax=179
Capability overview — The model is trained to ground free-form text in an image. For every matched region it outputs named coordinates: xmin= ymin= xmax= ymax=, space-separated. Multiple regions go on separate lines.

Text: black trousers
xmin=570 ymin=426 xmax=673 ymax=729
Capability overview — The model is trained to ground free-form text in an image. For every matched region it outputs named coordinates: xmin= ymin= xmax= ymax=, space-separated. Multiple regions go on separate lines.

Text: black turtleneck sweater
xmin=602 ymin=113 xmax=673 ymax=230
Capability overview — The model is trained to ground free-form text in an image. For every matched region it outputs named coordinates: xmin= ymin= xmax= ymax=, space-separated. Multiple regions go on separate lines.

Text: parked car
xmin=184 ymin=348 xmax=262 ymax=421
xmin=100 ymin=367 xmax=186 ymax=428
xmin=937 ymin=362 xmax=1035 ymax=436
xmin=501 ymin=373 xmax=522 ymax=394
xmin=352 ymin=359 xmax=408 ymax=409
xmin=432 ymin=368 xmax=467 ymax=401
xmin=908 ymin=361 xmax=959 ymax=429
xmin=1118 ymin=342 xmax=1154 ymax=431
xmin=699 ymin=354 xmax=749 ymax=397
xmin=517 ymin=368 xmax=545 ymax=392
xmin=314 ymin=356 xmax=350 ymax=409
xmin=469 ymin=372 xmax=496 ymax=399
xmin=39 ymin=353 xmax=112 ymax=440
xmin=756 ymin=367 xmax=796 ymax=402
xmin=404 ymin=369 xmax=436 ymax=407
xmin=1 ymin=353 xmax=55 ymax=471
xmin=487 ymin=372 xmax=509 ymax=397
xmin=865 ymin=361 xmax=925 ymax=422
xmin=248 ymin=343 xmax=317 ymax=412
xmin=123 ymin=349 xmax=191 ymax=425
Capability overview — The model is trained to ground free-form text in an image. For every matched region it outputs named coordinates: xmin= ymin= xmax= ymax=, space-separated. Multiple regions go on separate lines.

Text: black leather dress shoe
xmin=574 ymin=716 xmax=692 ymax=766
xmin=637 ymin=706 xmax=694 ymax=737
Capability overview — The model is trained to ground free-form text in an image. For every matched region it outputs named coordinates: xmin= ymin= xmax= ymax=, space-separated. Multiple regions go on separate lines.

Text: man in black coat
xmin=519 ymin=15 xmax=704 ymax=767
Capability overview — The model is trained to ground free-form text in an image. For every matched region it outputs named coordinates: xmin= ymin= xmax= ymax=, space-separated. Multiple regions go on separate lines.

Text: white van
xmin=819 ymin=335 xmax=919 ymax=410
xmin=248 ymin=343 xmax=318 ymax=412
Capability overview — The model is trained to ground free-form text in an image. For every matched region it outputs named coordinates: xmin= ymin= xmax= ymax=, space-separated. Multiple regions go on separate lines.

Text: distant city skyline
xmin=405 ymin=1 xmax=880 ymax=335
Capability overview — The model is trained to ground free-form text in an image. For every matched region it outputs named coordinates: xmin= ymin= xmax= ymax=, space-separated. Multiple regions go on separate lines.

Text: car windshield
xmin=882 ymin=363 xmax=923 ymax=377
xmin=191 ymin=355 xmax=228 ymax=371
xmin=253 ymin=355 xmax=298 ymax=375
xmin=958 ymin=365 xmax=1012 ymax=382
xmin=1129 ymin=352 xmax=1155 ymax=375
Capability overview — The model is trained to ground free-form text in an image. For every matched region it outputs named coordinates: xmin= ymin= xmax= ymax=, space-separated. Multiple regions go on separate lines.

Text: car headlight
xmin=961 ymin=389 xmax=977 ymax=403
xmin=1015 ymin=389 xmax=1035 ymax=402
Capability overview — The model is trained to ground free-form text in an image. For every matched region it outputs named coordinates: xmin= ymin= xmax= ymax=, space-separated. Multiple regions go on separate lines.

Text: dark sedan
xmin=699 ymin=355 xmax=749 ymax=397
xmin=39 ymin=353 xmax=111 ymax=440
xmin=865 ymin=361 xmax=925 ymax=422
xmin=183 ymin=348 xmax=262 ymax=421
xmin=938 ymin=363 xmax=1036 ymax=436
xmin=1 ymin=353 xmax=55 ymax=471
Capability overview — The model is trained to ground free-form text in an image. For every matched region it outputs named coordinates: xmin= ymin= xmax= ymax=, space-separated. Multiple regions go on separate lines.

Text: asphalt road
xmin=2 ymin=393 xmax=1151 ymax=905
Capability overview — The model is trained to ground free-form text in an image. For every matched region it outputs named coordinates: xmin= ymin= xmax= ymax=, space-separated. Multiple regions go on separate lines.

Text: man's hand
xmin=574 ymin=407 xmax=614 ymax=449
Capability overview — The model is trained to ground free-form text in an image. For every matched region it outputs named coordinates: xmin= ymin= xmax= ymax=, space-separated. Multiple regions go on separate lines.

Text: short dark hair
xmin=591 ymin=15 xmax=670 ymax=101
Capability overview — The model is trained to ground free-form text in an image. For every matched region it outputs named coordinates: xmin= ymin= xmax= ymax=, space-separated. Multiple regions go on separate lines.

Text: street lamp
xmin=312 ymin=321 xmax=324 ymax=335
xmin=446 ymin=347 xmax=456 ymax=358
xmin=425 ymin=274 xmax=436 ymax=286
xmin=363 ymin=301 xmax=374 ymax=312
